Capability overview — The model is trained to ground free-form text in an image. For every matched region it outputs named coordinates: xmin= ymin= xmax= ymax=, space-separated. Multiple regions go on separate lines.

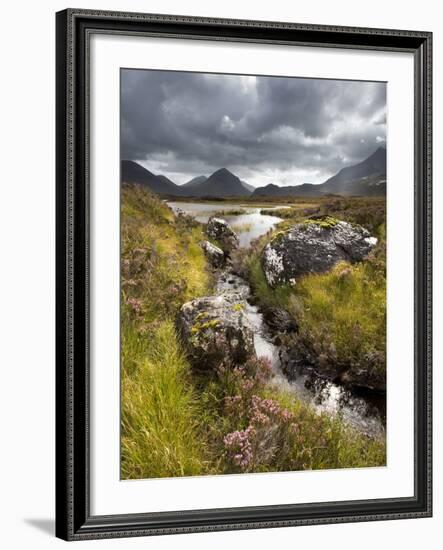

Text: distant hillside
xmin=156 ymin=174 xmax=178 ymax=188
xmin=121 ymin=162 xmax=252 ymax=198
xmin=321 ymin=147 xmax=386 ymax=195
xmin=180 ymin=172 xmax=253 ymax=197
xmin=121 ymin=160 xmax=184 ymax=196
xmin=251 ymin=147 xmax=386 ymax=198
xmin=240 ymin=180 xmax=255 ymax=193
xmin=122 ymin=148 xmax=386 ymax=199
xmin=182 ymin=175 xmax=207 ymax=190
xmin=190 ymin=168 xmax=252 ymax=197
xmin=330 ymin=174 xmax=386 ymax=196
xmin=251 ymin=183 xmax=318 ymax=198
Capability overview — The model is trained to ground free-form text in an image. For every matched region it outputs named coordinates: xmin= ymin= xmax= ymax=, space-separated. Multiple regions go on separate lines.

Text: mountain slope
xmin=332 ymin=174 xmax=386 ymax=196
xmin=240 ymin=180 xmax=255 ymax=193
xmin=192 ymin=168 xmax=252 ymax=197
xmin=181 ymin=175 xmax=208 ymax=190
xmin=121 ymin=160 xmax=184 ymax=196
xmin=252 ymin=147 xmax=386 ymax=198
xmin=252 ymin=182 xmax=319 ymax=198
xmin=156 ymin=174 xmax=179 ymax=188
xmin=321 ymin=147 xmax=386 ymax=195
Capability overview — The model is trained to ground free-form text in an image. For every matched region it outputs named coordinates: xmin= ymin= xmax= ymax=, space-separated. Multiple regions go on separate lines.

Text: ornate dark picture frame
xmin=55 ymin=8 xmax=432 ymax=541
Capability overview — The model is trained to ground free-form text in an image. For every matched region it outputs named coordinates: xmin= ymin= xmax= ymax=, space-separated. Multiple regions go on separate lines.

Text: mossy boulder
xmin=262 ymin=217 xmax=377 ymax=287
xmin=176 ymin=294 xmax=254 ymax=370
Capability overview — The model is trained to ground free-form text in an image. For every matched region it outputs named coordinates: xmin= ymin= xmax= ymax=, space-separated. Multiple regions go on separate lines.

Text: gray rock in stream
xmin=206 ymin=217 xmax=239 ymax=255
xmin=176 ymin=294 xmax=255 ymax=370
xmin=200 ymin=240 xmax=225 ymax=268
xmin=262 ymin=307 xmax=298 ymax=333
xmin=262 ymin=217 xmax=377 ymax=287
xmin=280 ymin=345 xmax=386 ymax=392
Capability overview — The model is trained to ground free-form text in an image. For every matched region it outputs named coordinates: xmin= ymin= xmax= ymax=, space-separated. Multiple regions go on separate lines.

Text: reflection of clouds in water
xmin=224 ymin=214 xmax=281 ymax=247
xmin=168 ymin=202 xmax=284 ymax=247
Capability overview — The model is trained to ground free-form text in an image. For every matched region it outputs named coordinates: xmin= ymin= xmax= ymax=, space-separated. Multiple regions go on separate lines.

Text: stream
xmin=217 ymin=271 xmax=385 ymax=439
xmin=169 ymin=201 xmax=386 ymax=439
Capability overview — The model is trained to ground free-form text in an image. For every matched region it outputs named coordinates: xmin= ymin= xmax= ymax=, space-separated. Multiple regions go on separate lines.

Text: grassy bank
xmin=121 ymin=185 xmax=386 ymax=479
xmin=245 ymin=197 xmax=386 ymax=387
xmin=121 ymin=184 xmax=213 ymax=478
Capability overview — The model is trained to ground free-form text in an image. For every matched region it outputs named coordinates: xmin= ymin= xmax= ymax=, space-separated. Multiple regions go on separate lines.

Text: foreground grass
xmin=121 ymin=184 xmax=213 ymax=478
xmin=294 ymin=258 xmax=386 ymax=378
xmin=121 ymin=186 xmax=386 ymax=479
xmin=121 ymin=321 xmax=210 ymax=478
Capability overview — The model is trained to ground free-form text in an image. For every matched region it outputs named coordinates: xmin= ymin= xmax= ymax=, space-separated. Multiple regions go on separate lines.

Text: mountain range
xmin=121 ymin=147 xmax=386 ymax=198
xmin=121 ymin=161 xmax=182 ymax=195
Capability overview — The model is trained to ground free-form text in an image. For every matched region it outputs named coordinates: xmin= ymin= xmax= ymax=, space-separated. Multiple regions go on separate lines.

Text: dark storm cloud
xmin=121 ymin=69 xmax=386 ymax=186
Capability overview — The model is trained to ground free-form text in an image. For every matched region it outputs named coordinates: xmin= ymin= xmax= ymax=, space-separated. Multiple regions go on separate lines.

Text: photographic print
xmin=56 ymin=11 xmax=432 ymax=539
xmin=120 ymin=69 xmax=387 ymax=480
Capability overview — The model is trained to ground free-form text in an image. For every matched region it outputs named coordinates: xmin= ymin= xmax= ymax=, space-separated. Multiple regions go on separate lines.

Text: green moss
xmin=232 ymin=303 xmax=244 ymax=312
xmin=303 ymin=215 xmax=340 ymax=229
xmin=270 ymin=230 xmax=287 ymax=245
xmin=190 ymin=319 xmax=220 ymax=334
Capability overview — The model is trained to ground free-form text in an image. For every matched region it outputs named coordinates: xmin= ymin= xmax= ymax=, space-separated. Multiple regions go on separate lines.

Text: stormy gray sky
xmin=121 ymin=69 xmax=386 ymax=187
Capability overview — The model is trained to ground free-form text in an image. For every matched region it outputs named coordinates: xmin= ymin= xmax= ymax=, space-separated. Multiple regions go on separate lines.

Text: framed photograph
xmin=55 ymin=9 xmax=432 ymax=541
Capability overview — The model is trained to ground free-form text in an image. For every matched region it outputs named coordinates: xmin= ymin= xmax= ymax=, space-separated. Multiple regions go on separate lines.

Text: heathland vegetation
xmin=121 ymin=184 xmax=386 ymax=479
xmin=245 ymin=196 xmax=387 ymax=390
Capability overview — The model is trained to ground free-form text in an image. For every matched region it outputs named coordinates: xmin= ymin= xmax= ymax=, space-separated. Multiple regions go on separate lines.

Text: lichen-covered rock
xmin=200 ymin=240 xmax=225 ymax=268
xmin=176 ymin=294 xmax=254 ymax=370
xmin=206 ymin=217 xmax=239 ymax=254
xmin=262 ymin=217 xmax=377 ymax=287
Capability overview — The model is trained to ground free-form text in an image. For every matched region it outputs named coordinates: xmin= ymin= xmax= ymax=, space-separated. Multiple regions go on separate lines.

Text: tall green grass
xmin=293 ymin=259 xmax=386 ymax=376
xmin=121 ymin=184 xmax=213 ymax=478
xmin=121 ymin=321 xmax=209 ymax=479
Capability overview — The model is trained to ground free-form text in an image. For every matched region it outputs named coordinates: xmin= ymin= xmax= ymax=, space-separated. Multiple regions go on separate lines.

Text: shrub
xmin=201 ymin=356 xmax=385 ymax=473
xmin=223 ymin=395 xmax=297 ymax=472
